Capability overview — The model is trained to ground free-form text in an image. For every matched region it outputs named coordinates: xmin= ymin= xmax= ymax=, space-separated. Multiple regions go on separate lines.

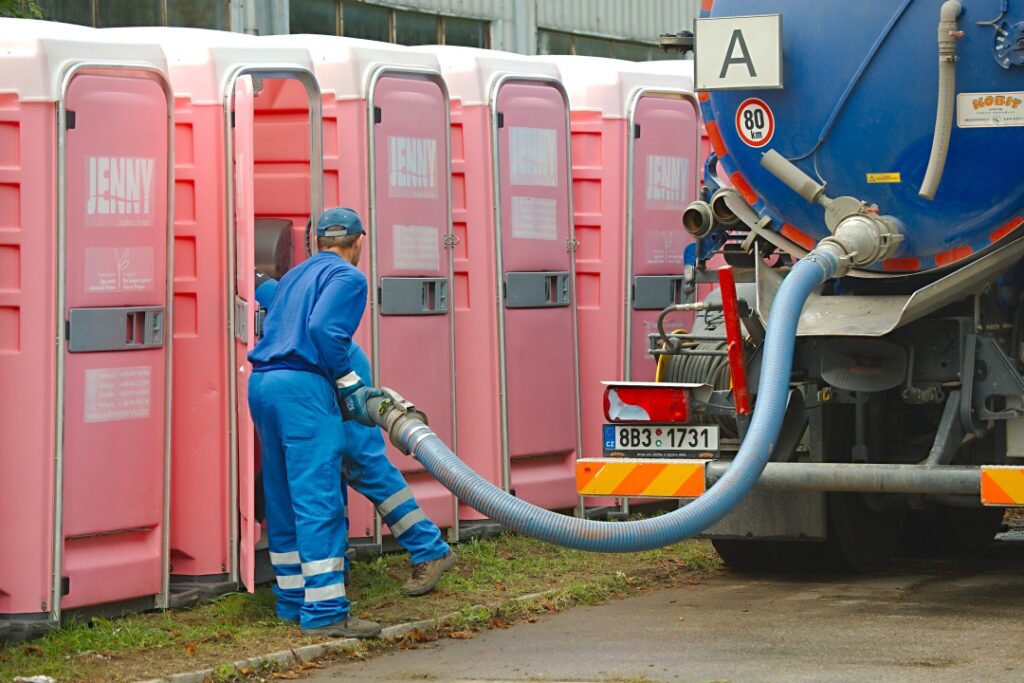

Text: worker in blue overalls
xmin=249 ymin=207 xmax=456 ymax=638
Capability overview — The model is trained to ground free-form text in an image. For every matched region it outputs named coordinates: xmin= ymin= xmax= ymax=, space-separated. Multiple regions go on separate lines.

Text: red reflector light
xmin=603 ymin=383 xmax=690 ymax=423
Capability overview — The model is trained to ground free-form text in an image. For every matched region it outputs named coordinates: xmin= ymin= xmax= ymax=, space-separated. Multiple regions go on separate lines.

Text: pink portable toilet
xmin=280 ymin=36 xmax=458 ymax=547
xmin=419 ymin=46 xmax=582 ymax=524
xmin=0 ymin=20 xmax=173 ymax=639
xmin=101 ymin=27 xmax=323 ymax=596
xmin=548 ymin=58 xmax=701 ymax=467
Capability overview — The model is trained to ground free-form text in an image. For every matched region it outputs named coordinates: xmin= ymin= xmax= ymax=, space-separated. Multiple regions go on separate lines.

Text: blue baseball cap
xmin=316 ymin=207 xmax=365 ymax=238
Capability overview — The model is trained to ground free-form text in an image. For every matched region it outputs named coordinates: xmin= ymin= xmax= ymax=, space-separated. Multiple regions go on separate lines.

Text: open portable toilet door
xmin=226 ymin=67 xmax=323 ymax=592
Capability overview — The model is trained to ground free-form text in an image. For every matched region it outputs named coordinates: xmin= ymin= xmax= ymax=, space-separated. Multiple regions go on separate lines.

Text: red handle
xmin=718 ymin=266 xmax=751 ymax=416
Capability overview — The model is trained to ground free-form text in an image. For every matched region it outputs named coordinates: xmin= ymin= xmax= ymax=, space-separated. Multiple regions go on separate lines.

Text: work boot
xmin=301 ymin=615 xmax=382 ymax=639
xmin=403 ymin=551 xmax=457 ymax=596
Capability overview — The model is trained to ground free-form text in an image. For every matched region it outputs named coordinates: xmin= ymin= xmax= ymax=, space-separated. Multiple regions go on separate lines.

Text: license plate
xmin=603 ymin=424 xmax=719 ymax=454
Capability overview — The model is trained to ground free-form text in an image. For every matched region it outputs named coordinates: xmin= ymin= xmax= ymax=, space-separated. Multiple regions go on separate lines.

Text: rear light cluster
xmin=603 ymin=382 xmax=691 ymax=423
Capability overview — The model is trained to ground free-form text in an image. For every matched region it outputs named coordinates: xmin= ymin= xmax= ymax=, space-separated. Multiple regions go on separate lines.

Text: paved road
xmin=309 ymin=536 xmax=1024 ymax=683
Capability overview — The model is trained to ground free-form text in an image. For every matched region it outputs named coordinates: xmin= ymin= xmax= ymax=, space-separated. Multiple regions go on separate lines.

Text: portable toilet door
xmin=227 ymin=66 xmax=323 ymax=592
xmin=296 ymin=35 xmax=460 ymax=549
xmin=625 ymin=86 xmax=702 ymax=382
xmin=493 ymin=75 xmax=582 ymax=510
xmin=366 ymin=65 xmax=458 ymax=540
xmin=0 ymin=21 xmax=174 ymax=638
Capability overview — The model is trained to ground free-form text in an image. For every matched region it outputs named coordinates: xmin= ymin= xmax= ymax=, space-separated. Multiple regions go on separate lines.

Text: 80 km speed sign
xmin=735 ymin=98 xmax=775 ymax=148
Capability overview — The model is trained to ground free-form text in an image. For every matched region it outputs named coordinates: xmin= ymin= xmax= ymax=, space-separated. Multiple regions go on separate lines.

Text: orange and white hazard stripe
xmin=980 ymin=466 xmax=1024 ymax=506
xmin=576 ymin=458 xmax=706 ymax=498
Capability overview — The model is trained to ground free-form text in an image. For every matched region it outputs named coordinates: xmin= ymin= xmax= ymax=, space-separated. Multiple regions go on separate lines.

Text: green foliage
xmin=0 ymin=0 xmax=42 ymax=19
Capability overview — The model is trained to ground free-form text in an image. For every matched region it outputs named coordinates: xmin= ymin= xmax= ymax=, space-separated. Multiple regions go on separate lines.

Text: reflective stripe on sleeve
xmin=305 ymin=582 xmax=346 ymax=603
xmin=389 ymin=508 xmax=427 ymax=537
xmin=377 ymin=487 xmax=414 ymax=518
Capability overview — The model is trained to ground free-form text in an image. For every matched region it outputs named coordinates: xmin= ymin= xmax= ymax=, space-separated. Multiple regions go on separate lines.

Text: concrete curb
xmin=135 ymin=589 xmax=560 ymax=683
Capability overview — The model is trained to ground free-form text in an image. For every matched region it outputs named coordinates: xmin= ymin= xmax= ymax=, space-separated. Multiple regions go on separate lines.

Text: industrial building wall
xmin=362 ymin=0 xmax=698 ymax=53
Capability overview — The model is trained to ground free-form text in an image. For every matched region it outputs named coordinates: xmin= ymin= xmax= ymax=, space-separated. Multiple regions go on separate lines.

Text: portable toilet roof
xmin=0 ymin=19 xmax=170 ymax=102
xmin=99 ymin=27 xmax=316 ymax=103
xmin=263 ymin=34 xmax=445 ymax=99
xmin=416 ymin=45 xmax=564 ymax=105
xmin=545 ymin=56 xmax=695 ymax=119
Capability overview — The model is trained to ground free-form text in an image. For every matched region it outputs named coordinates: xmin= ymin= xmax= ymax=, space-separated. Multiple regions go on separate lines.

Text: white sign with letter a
xmin=696 ymin=14 xmax=783 ymax=91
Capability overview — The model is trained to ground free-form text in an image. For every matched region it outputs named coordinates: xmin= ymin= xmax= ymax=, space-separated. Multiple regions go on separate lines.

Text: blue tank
xmin=701 ymin=0 xmax=1024 ymax=274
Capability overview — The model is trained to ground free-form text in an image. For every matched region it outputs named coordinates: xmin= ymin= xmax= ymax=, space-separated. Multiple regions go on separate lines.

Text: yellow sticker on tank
xmin=867 ymin=172 xmax=902 ymax=184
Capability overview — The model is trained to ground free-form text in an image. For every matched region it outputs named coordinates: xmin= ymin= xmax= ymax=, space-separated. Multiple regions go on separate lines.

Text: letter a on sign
xmin=696 ymin=15 xmax=783 ymax=91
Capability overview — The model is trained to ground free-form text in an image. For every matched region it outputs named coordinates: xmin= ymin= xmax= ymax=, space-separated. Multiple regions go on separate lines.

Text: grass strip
xmin=0 ymin=533 xmax=721 ymax=682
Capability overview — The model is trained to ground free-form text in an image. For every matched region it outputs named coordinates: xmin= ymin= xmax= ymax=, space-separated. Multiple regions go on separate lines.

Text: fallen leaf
xmin=238 ymin=667 xmax=254 ymax=675
xmin=489 ymin=618 xmax=511 ymax=629
xmin=185 ymin=643 xmax=197 ymax=657
xmin=299 ymin=662 xmax=324 ymax=670
xmin=526 ymin=617 xmax=537 ymax=623
xmin=449 ymin=631 xmax=476 ymax=639
xmin=22 ymin=645 xmax=43 ymax=656
xmin=272 ymin=672 xmax=301 ymax=680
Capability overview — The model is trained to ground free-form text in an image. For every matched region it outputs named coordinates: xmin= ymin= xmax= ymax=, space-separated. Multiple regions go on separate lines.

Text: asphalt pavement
xmin=307 ymin=535 xmax=1024 ymax=683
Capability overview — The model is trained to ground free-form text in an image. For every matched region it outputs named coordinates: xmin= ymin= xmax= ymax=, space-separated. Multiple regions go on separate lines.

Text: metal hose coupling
xmin=816 ymin=212 xmax=904 ymax=276
xmin=367 ymin=388 xmax=429 ymax=455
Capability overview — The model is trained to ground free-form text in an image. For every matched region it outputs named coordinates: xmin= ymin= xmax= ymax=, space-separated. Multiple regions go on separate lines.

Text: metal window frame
xmin=54 ymin=62 xmax=176 ymax=624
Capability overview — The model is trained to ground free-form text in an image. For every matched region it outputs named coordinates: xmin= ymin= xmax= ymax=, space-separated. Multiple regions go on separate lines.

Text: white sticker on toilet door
xmin=84 ymin=365 xmax=152 ymax=423
xmin=388 ymin=136 xmax=438 ymax=199
xmin=645 ymin=155 xmax=690 ymax=210
xmin=511 ymin=196 xmax=557 ymax=241
xmin=508 ymin=127 xmax=557 ymax=187
xmin=392 ymin=224 xmax=440 ymax=271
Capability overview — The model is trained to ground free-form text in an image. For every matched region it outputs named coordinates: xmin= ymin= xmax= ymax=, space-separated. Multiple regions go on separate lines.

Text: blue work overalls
xmin=249 ymin=260 xmax=448 ymax=628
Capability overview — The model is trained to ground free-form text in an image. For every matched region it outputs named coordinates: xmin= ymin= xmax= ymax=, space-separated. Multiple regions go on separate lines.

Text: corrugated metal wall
xmin=364 ymin=0 xmax=698 ymax=53
xmin=536 ymin=1 xmax=696 ymax=43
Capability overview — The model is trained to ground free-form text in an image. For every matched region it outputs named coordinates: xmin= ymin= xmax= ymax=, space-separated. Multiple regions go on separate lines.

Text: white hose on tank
xmin=920 ymin=0 xmax=963 ymax=201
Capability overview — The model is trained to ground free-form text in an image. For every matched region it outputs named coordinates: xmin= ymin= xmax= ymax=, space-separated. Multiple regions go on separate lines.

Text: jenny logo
xmin=389 ymin=136 xmax=438 ymax=198
xmin=645 ymin=155 xmax=689 ymax=207
xmin=508 ymin=127 xmax=557 ymax=187
xmin=86 ymin=156 xmax=156 ymax=225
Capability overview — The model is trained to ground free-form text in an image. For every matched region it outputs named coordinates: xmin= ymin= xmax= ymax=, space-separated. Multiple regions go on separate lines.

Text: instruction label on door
xmin=645 ymin=155 xmax=690 ymax=210
xmin=84 ymin=365 xmax=152 ymax=423
xmin=645 ymin=230 xmax=686 ymax=265
xmin=84 ymin=246 xmax=155 ymax=294
xmin=392 ymin=225 xmax=440 ymax=272
xmin=508 ymin=127 xmax=558 ymax=187
xmin=511 ymin=196 xmax=558 ymax=241
xmin=388 ymin=136 xmax=438 ymax=198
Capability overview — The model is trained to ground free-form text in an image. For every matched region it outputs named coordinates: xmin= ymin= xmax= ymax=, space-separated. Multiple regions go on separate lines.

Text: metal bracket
xmin=566 ymin=238 xmax=580 ymax=253
xmin=969 ymin=334 xmax=1024 ymax=421
xmin=443 ymin=233 xmax=460 ymax=249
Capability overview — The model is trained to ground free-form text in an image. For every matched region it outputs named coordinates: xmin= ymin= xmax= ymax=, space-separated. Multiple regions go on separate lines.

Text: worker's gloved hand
xmin=337 ymin=377 xmax=384 ymax=427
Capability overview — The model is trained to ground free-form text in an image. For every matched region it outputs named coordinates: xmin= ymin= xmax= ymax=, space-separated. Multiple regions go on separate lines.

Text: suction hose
xmin=367 ymin=249 xmax=841 ymax=552
xmin=920 ymin=0 xmax=962 ymax=201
